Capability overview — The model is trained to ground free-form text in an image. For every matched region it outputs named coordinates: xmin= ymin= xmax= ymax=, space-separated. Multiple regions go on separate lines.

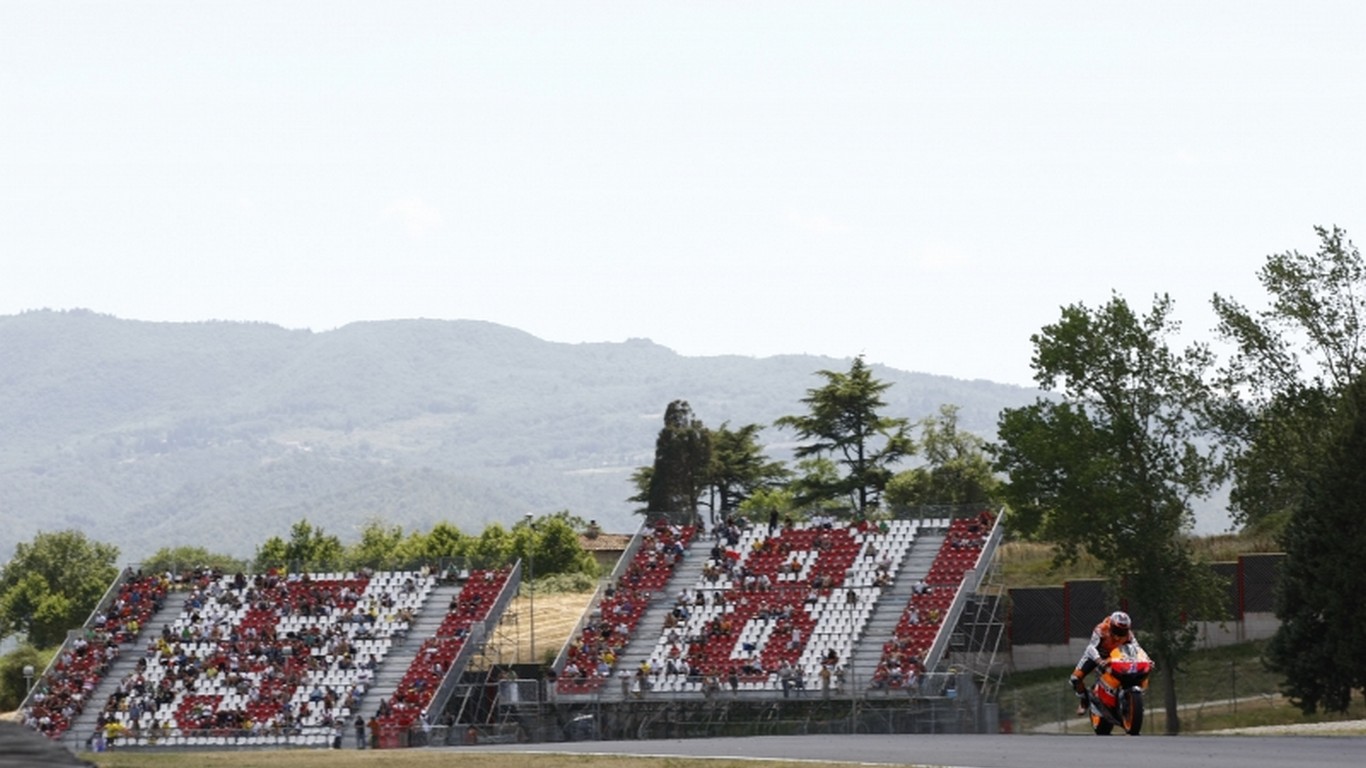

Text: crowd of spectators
xmin=557 ymin=520 xmax=696 ymax=693
xmin=63 ymin=568 xmax=434 ymax=747
xmin=652 ymin=518 xmax=876 ymax=692
xmin=20 ymin=570 xmax=169 ymax=739
xmin=374 ymin=567 xmax=511 ymax=736
xmin=870 ymin=510 xmax=995 ymax=694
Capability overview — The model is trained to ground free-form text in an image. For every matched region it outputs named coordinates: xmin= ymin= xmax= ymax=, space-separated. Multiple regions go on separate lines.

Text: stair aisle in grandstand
xmin=846 ymin=529 xmax=944 ymax=691
xmin=357 ymin=580 xmax=463 ymax=718
xmin=604 ymin=530 xmax=711 ymax=701
xmin=68 ymin=588 xmax=191 ymax=747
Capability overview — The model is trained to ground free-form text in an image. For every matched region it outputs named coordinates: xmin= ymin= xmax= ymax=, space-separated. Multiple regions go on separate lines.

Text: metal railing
xmin=924 ymin=509 xmax=1006 ymax=672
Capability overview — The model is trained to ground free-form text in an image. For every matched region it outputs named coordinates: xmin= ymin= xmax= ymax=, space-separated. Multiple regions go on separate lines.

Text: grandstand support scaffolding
xmin=425 ymin=561 xmax=520 ymax=723
xmin=925 ymin=511 xmax=1008 ymax=734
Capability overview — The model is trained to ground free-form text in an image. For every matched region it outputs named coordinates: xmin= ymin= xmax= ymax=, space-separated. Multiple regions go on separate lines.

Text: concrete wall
xmin=1010 ymin=613 xmax=1281 ymax=672
xmin=1006 ymin=554 xmax=1285 ymax=672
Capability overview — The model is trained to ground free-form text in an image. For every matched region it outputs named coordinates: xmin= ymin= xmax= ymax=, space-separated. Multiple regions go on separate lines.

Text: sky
xmin=3 ymin=2 xmax=1365 ymax=388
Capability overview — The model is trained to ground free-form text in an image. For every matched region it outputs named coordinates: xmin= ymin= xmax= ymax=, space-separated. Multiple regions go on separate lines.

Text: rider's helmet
xmin=1109 ymin=611 xmax=1132 ymax=636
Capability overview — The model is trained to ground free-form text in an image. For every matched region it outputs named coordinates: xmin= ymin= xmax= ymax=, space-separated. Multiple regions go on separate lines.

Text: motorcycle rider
xmin=1069 ymin=610 xmax=1139 ymax=716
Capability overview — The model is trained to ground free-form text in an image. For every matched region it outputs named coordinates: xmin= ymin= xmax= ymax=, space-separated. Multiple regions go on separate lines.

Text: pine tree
xmin=775 ymin=356 xmax=914 ymax=515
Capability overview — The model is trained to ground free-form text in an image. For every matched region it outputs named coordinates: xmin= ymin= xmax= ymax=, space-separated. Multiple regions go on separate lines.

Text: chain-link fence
xmin=1002 ymin=649 xmax=1282 ymax=734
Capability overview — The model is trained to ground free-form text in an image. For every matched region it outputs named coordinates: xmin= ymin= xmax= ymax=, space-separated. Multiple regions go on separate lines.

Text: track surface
xmin=461 ymin=733 xmax=1366 ymax=768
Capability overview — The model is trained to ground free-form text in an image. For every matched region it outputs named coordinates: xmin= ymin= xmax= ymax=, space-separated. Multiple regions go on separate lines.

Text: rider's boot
xmin=1069 ymin=673 xmax=1088 ymax=716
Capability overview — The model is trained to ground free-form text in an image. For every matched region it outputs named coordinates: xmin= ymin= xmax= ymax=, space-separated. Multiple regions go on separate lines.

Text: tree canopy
xmin=993 ymin=293 xmax=1227 ymax=734
xmin=0 ymin=644 xmax=55 ymax=712
xmin=1264 ymin=372 xmax=1366 ymax=713
xmin=0 ymin=530 xmax=120 ymax=648
xmin=886 ymin=404 xmax=999 ymax=508
xmin=513 ymin=514 xmax=598 ymax=579
xmin=705 ymin=422 xmax=789 ymax=522
xmin=775 ymin=356 xmax=914 ymax=515
xmin=1212 ymin=225 xmax=1366 ymax=535
xmin=138 ymin=546 xmax=248 ymax=575
xmin=253 ymin=519 xmax=347 ymax=573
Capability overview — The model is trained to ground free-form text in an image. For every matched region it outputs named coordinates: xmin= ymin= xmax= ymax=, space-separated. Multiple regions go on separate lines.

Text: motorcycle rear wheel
xmin=1091 ymin=706 xmax=1113 ymax=736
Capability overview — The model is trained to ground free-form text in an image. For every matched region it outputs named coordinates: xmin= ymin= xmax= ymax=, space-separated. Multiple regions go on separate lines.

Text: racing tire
xmin=1123 ymin=689 xmax=1144 ymax=735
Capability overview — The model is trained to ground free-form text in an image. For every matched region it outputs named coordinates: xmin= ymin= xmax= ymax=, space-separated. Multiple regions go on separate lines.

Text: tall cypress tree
xmin=645 ymin=400 xmax=712 ymax=526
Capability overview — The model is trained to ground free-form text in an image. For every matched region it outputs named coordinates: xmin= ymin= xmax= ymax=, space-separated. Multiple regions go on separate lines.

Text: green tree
xmin=253 ymin=519 xmax=345 ymax=572
xmin=886 ymin=404 xmax=999 ymax=508
xmin=993 ymin=293 xmax=1228 ymax=735
xmin=1212 ymin=225 xmax=1366 ymax=535
xmin=139 ymin=546 xmax=247 ymax=575
xmin=626 ymin=465 xmax=654 ymax=512
xmin=540 ymin=509 xmax=594 ymax=535
xmin=705 ymin=422 xmax=789 ymax=524
xmin=1264 ymin=373 xmax=1366 ymax=713
xmin=643 ymin=400 xmax=712 ymax=525
xmin=515 ymin=514 xmax=597 ymax=579
xmin=394 ymin=521 xmax=468 ymax=566
xmin=775 ymin=356 xmax=914 ymax=515
xmin=347 ymin=518 xmax=407 ymax=570
xmin=0 ymin=644 xmax=56 ymax=711
xmin=0 ymin=530 xmax=120 ymax=647
xmin=735 ymin=485 xmax=799 ymax=526
xmin=466 ymin=523 xmax=512 ymax=570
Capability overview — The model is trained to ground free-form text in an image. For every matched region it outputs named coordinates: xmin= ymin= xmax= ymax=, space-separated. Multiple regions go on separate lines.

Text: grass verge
xmin=83 ymin=751 xmax=879 ymax=768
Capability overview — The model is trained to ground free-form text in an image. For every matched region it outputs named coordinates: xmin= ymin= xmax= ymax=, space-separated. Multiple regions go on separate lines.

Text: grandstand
xmin=19 ymin=564 xmax=517 ymax=751
xmin=18 ymin=506 xmax=1005 ymax=751
xmin=551 ymin=509 xmax=1003 ymax=705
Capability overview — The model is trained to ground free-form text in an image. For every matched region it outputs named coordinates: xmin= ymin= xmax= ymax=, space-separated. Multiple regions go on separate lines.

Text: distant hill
xmin=0 ymin=309 xmax=1042 ymax=561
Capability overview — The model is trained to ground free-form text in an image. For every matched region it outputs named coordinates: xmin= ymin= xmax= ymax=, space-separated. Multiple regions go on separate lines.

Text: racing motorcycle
xmin=1086 ymin=640 xmax=1152 ymax=735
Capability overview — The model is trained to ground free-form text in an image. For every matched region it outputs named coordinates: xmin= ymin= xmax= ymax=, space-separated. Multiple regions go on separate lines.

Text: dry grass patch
xmin=490 ymin=590 xmax=595 ymax=665
xmin=995 ymin=541 xmax=1103 ymax=587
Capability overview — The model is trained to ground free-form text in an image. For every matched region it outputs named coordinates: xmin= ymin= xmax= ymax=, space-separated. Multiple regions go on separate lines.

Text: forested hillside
xmin=0 ymin=309 xmax=1039 ymax=561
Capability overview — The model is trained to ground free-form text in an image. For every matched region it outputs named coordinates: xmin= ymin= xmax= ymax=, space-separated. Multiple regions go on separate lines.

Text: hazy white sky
xmin=3 ymin=2 xmax=1364 ymax=387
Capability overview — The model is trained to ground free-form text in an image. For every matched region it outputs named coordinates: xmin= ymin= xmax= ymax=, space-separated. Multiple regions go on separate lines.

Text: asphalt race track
xmin=461 ymin=733 xmax=1366 ymax=768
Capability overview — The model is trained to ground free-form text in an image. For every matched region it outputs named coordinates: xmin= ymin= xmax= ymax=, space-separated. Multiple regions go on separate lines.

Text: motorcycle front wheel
xmin=1122 ymin=689 xmax=1144 ymax=735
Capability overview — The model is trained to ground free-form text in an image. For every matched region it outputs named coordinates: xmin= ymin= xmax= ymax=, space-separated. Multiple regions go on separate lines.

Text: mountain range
xmin=0 ymin=309 xmax=1043 ymax=562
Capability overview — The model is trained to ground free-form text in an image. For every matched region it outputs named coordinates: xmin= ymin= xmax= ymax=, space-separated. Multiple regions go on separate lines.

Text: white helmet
xmin=1109 ymin=611 xmax=1132 ymax=633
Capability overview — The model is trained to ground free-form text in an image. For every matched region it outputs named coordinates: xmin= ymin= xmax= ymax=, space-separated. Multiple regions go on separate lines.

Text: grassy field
xmin=995 ymin=532 xmax=1280 ymax=589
